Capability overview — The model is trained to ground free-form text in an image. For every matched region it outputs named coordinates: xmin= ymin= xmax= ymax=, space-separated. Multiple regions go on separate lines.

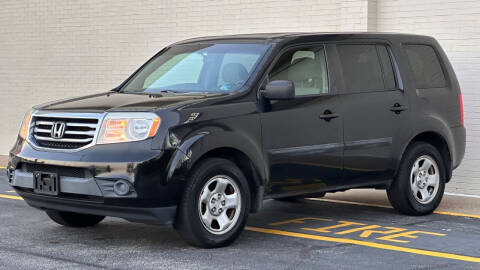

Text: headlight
xmin=19 ymin=109 xmax=33 ymax=139
xmin=97 ymin=113 xmax=161 ymax=144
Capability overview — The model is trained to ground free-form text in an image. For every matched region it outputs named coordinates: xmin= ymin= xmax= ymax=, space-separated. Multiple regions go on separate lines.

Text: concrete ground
xmin=325 ymin=188 xmax=480 ymax=217
xmin=0 ymin=155 xmax=7 ymax=167
xmin=1 ymin=169 xmax=480 ymax=270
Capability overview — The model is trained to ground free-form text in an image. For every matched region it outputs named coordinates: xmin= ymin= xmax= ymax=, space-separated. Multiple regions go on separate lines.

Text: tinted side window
xmin=377 ymin=45 xmax=396 ymax=89
xmin=269 ymin=46 xmax=328 ymax=96
xmin=404 ymin=45 xmax=446 ymax=88
xmin=337 ymin=44 xmax=384 ymax=92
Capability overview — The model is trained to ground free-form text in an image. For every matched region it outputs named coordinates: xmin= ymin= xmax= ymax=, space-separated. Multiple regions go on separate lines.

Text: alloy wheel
xmin=410 ymin=155 xmax=440 ymax=204
xmin=198 ymin=175 xmax=242 ymax=235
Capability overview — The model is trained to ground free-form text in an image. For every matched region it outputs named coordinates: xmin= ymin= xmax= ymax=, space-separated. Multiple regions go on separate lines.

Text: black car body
xmin=7 ymin=33 xmax=466 ymax=247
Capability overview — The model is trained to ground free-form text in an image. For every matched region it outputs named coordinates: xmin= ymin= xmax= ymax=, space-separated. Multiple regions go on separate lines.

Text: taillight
xmin=459 ymin=93 xmax=464 ymax=126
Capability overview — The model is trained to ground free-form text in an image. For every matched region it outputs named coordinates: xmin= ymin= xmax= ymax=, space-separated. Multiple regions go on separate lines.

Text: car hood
xmin=35 ymin=92 xmax=221 ymax=113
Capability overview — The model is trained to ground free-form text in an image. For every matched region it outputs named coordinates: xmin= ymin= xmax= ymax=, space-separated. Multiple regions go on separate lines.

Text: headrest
xmin=288 ymin=58 xmax=320 ymax=81
xmin=222 ymin=63 xmax=249 ymax=84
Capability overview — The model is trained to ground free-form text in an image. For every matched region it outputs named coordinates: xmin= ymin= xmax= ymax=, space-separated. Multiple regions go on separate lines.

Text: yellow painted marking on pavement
xmin=309 ymin=198 xmax=480 ymax=219
xmin=309 ymin=198 xmax=392 ymax=208
xmin=434 ymin=210 xmax=480 ymax=219
xmin=303 ymin=220 xmax=365 ymax=233
xmin=378 ymin=230 xmax=446 ymax=244
xmin=0 ymin=194 xmax=23 ymax=200
xmin=270 ymin=217 xmax=331 ymax=226
xmin=338 ymin=226 xmax=407 ymax=238
xmin=245 ymin=226 xmax=480 ymax=263
xmin=6 ymin=190 xmax=16 ymax=193
xmin=0 ymin=166 xmax=6 ymax=169
xmin=270 ymin=217 xmax=444 ymax=243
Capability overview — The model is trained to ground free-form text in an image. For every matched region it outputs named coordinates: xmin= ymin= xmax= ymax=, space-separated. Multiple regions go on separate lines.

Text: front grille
xmin=24 ymin=163 xmax=86 ymax=178
xmin=30 ymin=114 xmax=100 ymax=150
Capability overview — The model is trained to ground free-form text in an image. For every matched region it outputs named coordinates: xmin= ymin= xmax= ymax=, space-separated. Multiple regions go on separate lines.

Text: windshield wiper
xmin=159 ymin=90 xmax=179 ymax=93
xmin=157 ymin=90 xmax=212 ymax=95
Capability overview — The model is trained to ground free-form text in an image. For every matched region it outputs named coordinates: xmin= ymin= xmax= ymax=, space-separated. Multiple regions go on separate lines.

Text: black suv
xmin=8 ymin=33 xmax=465 ymax=247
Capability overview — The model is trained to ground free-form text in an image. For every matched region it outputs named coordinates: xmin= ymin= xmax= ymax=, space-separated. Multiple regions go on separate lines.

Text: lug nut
xmin=218 ymin=208 xmax=223 ymax=213
xmin=221 ymin=200 xmax=225 ymax=206
xmin=218 ymin=194 xmax=222 ymax=199
xmin=212 ymin=207 xmax=216 ymax=212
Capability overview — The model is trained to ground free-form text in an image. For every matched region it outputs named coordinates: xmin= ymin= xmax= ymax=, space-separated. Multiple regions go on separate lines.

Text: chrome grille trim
xmin=27 ymin=111 xmax=106 ymax=152
xmin=65 ymin=130 xmax=96 ymax=136
xmin=32 ymin=135 xmax=94 ymax=143
xmin=66 ymin=122 xmax=98 ymax=128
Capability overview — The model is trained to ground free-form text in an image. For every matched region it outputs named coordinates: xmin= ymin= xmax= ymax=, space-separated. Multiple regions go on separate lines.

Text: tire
xmin=387 ymin=142 xmax=446 ymax=216
xmin=46 ymin=210 xmax=105 ymax=227
xmin=174 ymin=158 xmax=251 ymax=248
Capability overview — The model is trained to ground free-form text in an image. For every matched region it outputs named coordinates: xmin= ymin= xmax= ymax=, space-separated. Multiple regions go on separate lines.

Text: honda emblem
xmin=51 ymin=122 xmax=66 ymax=139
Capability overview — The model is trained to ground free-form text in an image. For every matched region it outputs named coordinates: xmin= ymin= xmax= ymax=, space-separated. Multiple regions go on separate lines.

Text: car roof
xmin=173 ymin=32 xmax=432 ymax=45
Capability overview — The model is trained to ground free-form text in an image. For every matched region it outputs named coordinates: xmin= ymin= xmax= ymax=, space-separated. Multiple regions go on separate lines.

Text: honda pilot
xmin=7 ymin=33 xmax=466 ymax=248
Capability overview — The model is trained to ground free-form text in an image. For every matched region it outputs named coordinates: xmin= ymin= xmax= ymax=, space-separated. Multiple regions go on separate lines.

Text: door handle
xmin=390 ymin=103 xmax=408 ymax=114
xmin=319 ymin=110 xmax=339 ymax=122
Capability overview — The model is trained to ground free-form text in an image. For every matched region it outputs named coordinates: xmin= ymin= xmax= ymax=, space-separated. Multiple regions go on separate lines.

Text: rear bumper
xmin=17 ymin=189 xmax=176 ymax=224
xmin=451 ymin=125 xmax=466 ymax=169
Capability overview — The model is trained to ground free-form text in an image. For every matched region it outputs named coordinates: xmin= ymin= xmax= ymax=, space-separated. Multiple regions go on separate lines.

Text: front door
xmin=261 ymin=44 xmax=343 ymax=197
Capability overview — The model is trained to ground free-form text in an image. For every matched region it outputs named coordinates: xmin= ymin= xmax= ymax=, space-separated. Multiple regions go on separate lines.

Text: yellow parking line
xmin=246 ymin=226 xmax=480 ymax=263
xmin=6 ymin=190 xmax=16 ymax=193
xmin=0 ymin=166 xmax=6 ymax=169
xmin=434 ymin=211 xmax=480 ymax=219
xmin=309 ymin=198 xmax=392 ymax=208
xmin=309 ymin=198 xmax=480 ymax=220
xmin=0 ymin=194 xmax=23 ymax=200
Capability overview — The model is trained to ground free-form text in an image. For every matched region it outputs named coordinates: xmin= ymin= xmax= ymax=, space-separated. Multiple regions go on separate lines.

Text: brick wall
xmin=0 ymin=0 xmax=478 ymax=194
xmin=0 ymin=0 xmax=355 ymax=155
xmin=376 ymin=0 xmax=480 ymax=195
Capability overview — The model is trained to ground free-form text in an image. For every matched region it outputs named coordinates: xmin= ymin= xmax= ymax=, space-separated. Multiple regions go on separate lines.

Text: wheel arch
xmin=397 ymin=131 xmax=453 ymax=182
xmin=166 ymin=131 xmax=266 ymax=213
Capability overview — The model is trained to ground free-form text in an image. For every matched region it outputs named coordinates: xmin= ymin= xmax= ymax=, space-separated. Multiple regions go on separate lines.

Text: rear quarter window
xmin=404 ymin=44 xmax=446 ymax=89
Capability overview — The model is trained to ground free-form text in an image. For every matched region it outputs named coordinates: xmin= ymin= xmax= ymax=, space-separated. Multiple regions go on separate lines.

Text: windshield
xmin=121 ymin=43 xmax=270 ymax=94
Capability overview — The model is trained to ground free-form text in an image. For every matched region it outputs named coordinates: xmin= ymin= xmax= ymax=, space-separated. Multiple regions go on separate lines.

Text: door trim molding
xmin=268 ymin=142 xmax=343 ymax=156
xmin=344 ymin=137 xmax=392 ymax=150
xmin=268 ymin=137 xmax=392 ymax=156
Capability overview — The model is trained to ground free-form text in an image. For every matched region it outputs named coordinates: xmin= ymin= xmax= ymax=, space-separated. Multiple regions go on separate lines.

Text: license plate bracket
xmin=33 ymin=172 xmax=59 ymax=195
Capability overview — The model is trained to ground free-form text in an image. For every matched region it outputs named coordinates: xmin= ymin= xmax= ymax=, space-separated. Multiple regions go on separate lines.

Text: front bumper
xmin=7 ymin=138 xmax=185 ymax=225
xmin=17 ymin=189 xmax=176 ymax=224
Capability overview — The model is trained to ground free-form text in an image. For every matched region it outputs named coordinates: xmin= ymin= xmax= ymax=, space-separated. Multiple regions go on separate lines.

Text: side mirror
xmin=263 ymin=80 xmax=295 ymax=100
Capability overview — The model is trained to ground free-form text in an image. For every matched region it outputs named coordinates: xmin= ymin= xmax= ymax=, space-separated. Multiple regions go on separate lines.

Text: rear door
xmin=261 ymin=44 xmax=343 ymax=197
xmin=329 ymin=43 xmax=412 ymax=186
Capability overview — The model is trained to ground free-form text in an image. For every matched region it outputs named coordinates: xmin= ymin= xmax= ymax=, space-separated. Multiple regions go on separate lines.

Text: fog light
xmin=113 ymin=180 xmax=130 ymax=196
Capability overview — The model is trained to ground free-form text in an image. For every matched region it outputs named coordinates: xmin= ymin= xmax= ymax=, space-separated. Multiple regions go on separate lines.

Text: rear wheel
xmin=387 ymin=142 xmax=445 ymax=215
xmin=174 ymin=158 xmax=251 ymax=248
xmin=46 ymin=210 xmax=105 ymax=227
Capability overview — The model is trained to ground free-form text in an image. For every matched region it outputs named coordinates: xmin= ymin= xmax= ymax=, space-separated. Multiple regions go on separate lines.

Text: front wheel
xmin=387 ymin=142 xmax=445 ymax=215
xmin=174 ymin=158 xmax=251 ymax=248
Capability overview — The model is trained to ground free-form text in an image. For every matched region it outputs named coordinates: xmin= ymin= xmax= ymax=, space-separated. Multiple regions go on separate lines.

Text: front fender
xmin=166 ymin=131 xmax=267 ymax=186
